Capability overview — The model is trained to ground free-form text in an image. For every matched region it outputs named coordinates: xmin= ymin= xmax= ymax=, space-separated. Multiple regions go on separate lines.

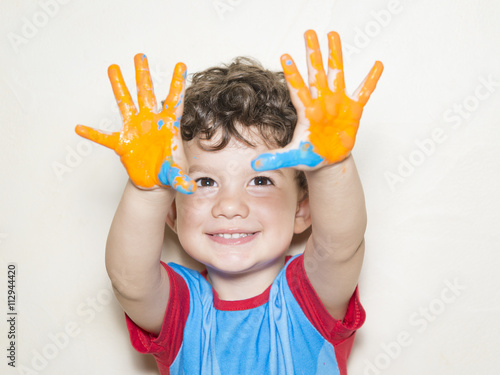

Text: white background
xmin=1 ymin=0 xmax=500 ymax=374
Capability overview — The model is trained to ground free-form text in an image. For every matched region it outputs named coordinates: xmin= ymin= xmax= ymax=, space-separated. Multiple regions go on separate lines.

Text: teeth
xmin=214 ymin=233 xmax=251 ymax=239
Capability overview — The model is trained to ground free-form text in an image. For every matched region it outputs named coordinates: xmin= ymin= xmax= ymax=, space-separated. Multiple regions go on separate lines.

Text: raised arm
xmin=253 ymin=30 xmax=383 ymax=319
xmin=75 ymin=54 xmax=195 ymax=334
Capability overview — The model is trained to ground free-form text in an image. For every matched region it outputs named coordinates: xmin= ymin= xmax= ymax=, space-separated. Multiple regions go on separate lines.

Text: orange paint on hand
xmin=75 ymin=54 xmax=191 ymax=190
xmin=172 ymin=175 xmax=193 ymax=191
xmin=281 ymin=54 xmax=313 ymax=108
xmin=281 ymin=30 xmax=383 ymax=165
xmin=306 ymin=94 xmax=363 ymax=163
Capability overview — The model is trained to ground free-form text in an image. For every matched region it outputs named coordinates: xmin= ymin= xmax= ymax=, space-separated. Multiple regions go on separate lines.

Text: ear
xmin=294 ymin=196 xmax=311 ymax=234
xmin=165 ymin=199 xmax=178 ymax=233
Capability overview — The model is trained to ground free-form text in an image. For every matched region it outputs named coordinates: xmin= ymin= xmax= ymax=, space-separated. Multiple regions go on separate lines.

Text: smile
xmin=207 ymin=232 xmax=259 ymax=245
xmin=212 ymin=233 xmax=253 ymax=239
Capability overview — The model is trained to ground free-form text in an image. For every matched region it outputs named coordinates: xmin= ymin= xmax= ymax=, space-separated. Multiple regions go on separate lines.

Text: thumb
xmin=251 ymin=141 xmax=324 ymax=171
xmin=158 ymin=159 xmax=196 ymax=194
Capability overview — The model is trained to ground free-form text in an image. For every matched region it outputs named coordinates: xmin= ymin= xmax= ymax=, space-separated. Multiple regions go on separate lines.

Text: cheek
xmin=250 ymin=193 xmax=297 ymax=224
xmin=174 ymin=196 xmax=209 ymax=238
xmin=175 ymin=198 xmax=204 ymax=251
xmin=176 ymin=194 xmax=210 ymax=219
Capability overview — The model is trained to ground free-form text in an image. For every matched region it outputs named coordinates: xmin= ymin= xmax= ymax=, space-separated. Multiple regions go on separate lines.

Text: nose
xmin=211 ymin=187 xmax=249 ymax=219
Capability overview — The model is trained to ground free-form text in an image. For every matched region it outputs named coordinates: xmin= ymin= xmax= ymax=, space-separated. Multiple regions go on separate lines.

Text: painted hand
xmin=252 ymin=30 xmax=383 ymax=171
xmin=75 ymin=54 xmax=196 ymax=193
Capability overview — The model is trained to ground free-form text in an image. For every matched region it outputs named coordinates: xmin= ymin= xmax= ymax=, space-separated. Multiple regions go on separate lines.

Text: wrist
xmin=129 ymin=178 xmax=166 ymax=192
xmin=305 ymin=153 xmax=351 ymax=177
xmin=125 ymin=179 xmax=175 ymax=206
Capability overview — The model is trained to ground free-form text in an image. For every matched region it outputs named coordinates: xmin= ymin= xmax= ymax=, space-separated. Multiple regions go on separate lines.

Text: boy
xmin=76 ymin=30 xmax=383 ymax=374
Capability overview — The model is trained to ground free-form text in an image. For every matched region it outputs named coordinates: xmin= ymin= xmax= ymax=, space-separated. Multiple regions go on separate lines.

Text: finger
xmin=173 ymin=65 xmax=187 ymax=121
xmin=352 ymin=61 xmax=384 ymax=106
xmin=251 ymin=141 xmax=324 ymax=171
xmin=134 ymin=53 xmax=157 ymax=112
xmin=108 ymin=64 xmax=137 ymax=121
xmin=280 ymin=54 xmax=313 ymax=109
xmin=327 ymin=31 xmax=345 ymax=93
xmin=304 ymin=29 xmax=328 ymax=98
xmin=158 ymin=158 xmax=196 ymax=194
xmin=75 ymin=125 xmax=119 ymax=150
xmin=163 ymin=63 xmax=187 ymax=116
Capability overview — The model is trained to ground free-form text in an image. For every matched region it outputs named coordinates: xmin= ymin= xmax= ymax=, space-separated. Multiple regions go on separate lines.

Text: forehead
xmin=185 ymin=135 xmax=268 ymax=169
xmin=185 ymin=127 xmax=270 ymax=160
xmin=183 ymin=135 xmax=295 ymax=180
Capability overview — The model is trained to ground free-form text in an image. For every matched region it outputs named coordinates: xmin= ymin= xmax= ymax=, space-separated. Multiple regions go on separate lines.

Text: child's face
xmin=169 ymin=130 xmax=310 ymax=276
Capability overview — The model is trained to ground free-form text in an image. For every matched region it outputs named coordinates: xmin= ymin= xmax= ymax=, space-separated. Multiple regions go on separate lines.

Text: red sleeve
xmin=125 ymin=261 xmax=190 ymax=366
xmin=286 ymin=253 xmax=366 ymax=346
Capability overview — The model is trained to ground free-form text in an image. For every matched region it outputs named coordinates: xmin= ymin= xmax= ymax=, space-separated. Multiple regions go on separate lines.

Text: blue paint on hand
xmin=286 ymin=60 xmax=292 ymax=66
xmin=251 ymin=141 xmax=324 ymax=171
xmin=173 ymin=120 xmax=180 ymax=128
xmin=158 ymin=159 xmax=195 ymax=194
xmin=157 ymin=119 xmax=165 ymax=130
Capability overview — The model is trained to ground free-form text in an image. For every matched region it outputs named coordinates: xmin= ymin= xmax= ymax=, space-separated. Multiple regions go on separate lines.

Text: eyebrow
xmin=188 ymin=165 xmax=219 ymax=175
xmin=264 ymin=169 xmax=285 ymax=176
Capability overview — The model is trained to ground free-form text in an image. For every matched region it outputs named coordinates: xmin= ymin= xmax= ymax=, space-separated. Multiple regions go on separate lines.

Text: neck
xmin=206 ymin=255 xmax=286 ymax=301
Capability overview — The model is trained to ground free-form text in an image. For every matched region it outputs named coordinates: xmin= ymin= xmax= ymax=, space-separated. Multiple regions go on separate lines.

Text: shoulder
xmin=163 ymin=261 xmax=212 ymax=297
xmin=280 ymin=253 xmax=366 ymax=346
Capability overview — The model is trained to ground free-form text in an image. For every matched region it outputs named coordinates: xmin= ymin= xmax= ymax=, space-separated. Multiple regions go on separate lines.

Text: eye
xmin=249 ymin=176 xmax=274 ymax=186
xmin=196 ymin=177 xmax=217 ymax=188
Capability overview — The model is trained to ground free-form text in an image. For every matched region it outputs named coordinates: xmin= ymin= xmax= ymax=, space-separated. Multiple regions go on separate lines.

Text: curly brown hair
xmin=181 ymin=57 xmax=307 ymax=194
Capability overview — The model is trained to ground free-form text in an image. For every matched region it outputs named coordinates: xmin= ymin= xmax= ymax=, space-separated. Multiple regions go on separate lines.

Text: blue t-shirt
xmin=126 ymin=254 xmax=365 ymax=375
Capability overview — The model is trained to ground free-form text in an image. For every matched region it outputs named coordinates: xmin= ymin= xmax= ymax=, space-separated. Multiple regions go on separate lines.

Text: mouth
xmin=207 ymin=231 xmax=259 ymax=245
xmin=211 ymin=233 xmax=254 ymax=239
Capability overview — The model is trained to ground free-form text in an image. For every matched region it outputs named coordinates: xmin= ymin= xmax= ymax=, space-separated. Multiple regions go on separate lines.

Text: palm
xmin=306 ymin=88 xmax=364 ymax=163
xmin=75 ymin=54 xmax=195 ymax=193
xmin=252 ymin=30 xmax=383 ymax=171
xmin=114 ymin=109 xmax=177 ymax=188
